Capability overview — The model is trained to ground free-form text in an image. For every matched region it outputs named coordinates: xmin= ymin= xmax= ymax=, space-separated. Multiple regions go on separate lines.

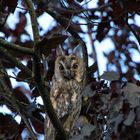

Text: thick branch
xmin=0 ymin=46 xmax=32 ymax=77
xmin=25 ymin=0 xmax=67 ymax=139
xmin=0 ymin=38 xmax=34 ymax=55
xmin=47 ymin=10 xmax=88 ymax=73
xmin=87 ymin=62 xmax=97 ymax=75
xmin=34 ymin=51 xmax=68 ymax=140
xmin=33 ymin=43 xmax=67 ymax=140
xmin=25 ymin=0 xmax=40 ymax=43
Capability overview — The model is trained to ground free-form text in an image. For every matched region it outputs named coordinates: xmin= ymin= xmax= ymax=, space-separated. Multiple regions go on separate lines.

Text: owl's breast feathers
xmin=50 ymin=78 xmax=83 ymax=120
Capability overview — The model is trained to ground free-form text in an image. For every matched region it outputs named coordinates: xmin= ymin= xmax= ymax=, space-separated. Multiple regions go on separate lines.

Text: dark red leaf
xmin=13 ymin=86 xmax=30 ymax=104
xmin=17 ymin=60 xmax=33 ymax=82
xmin=110 ymin=1 xmax=125 ymax=26
xmin=126 ymin=1 xmax=140 ymax=13
xmin=110 ymin=81 xmax=121 ymax=98
xmin=30 ymin=110 xmax=44 ymax=134
xmin=40 ymin=34 xmax=68 ymax=56
xmin=32 ymin=87 xmax=40 ymax=97
xmin=2 ymin=0 xmax=18 ymax=13
xmin=0 ymin=113 xmax=19 ymax=139
xmin=12 ymin=12 xmax=27 ymax=37
xmin=96 ymin=16 xmax=110 ymax=41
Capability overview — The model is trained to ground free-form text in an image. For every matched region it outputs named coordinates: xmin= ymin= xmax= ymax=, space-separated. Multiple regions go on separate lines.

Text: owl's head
xmin=54 ymin=46 xmax=85 ymax=82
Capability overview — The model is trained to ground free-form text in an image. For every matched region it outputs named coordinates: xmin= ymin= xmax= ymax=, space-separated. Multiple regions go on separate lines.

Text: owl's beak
xmin=64 ymin=70 xmax=74 ymax=80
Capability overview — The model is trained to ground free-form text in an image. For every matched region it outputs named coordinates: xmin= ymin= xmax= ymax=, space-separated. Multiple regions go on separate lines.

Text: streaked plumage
xmin=46 ymin=46 xmax=85 ymax=140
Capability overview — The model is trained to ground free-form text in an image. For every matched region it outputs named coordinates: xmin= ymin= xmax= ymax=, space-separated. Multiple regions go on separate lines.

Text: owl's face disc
xmin=55 ymin=54 xmax=85 ymax=82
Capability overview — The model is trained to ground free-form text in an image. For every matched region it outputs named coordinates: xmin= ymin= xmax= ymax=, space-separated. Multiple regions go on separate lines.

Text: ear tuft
xmin=56 ymin=45 xmax=65 ymax=56
xmin=73 ymin=45 xmax=82 ymax=58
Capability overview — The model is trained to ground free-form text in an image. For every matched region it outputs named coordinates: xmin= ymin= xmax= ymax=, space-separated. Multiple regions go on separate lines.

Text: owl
xmin=46 ymin=46 xmax=86 ymax=140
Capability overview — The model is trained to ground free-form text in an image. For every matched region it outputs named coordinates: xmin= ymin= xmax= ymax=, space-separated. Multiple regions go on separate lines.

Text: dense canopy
xmin=0 ymin=0 xmax=140 ymax=139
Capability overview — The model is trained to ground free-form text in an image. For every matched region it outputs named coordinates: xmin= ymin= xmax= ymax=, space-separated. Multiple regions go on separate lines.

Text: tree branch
xmin=0 ymin=38 xmax=34 ymax=55
xmin=47 ymin=10 xmax=88 ymax=75
xmin=0 ymin=46 xmax=32 ymax=77
xmin=47 ymin=2 xmax=112 ymax=14
xmin=25 ymin=0 xmax=40 ymax=44
xmin=126 ymin=20 xmax=140 ymax=46
xmin=0 ymin=79 xmax=37 ymax=140
xmin=87 ymin=62 xmax=98 ymax=75
xmin=25 ymin=0 xmax=67 ymax=139
xmin=88 ymin=26 xmax=100 ymax=81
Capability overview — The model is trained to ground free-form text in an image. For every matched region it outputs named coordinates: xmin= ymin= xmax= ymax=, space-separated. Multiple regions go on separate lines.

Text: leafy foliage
xmin=0 ymin=0 xmax=140 ymax=139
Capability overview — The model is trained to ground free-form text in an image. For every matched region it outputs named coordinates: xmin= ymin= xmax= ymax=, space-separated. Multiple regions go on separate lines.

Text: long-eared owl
xmin=46 ymin=46 xmax=86 ymax=140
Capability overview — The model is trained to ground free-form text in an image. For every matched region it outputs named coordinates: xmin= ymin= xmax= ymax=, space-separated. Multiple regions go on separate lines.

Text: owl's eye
xmin=59 ymin=65 xmax=64 ymax=70
xmin=73 ymin=63 xmax=78 ymax=69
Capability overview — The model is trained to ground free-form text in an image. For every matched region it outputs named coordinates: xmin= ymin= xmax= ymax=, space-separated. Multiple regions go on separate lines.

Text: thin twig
xmin=48 ymin=2 xmax=112 ymax=15
xmin=17 ymin=6 xmax=28 ymax=11
xmin=55 ymin=8 xmax=127 ymax=27
xmin=82 ymin=0 xmax=92 ymax=7
xmin=0 ymin=69 xmax=34 ymax=84
xmin=88 ymin=26 xmax=100 ymax=81
xmin=126 ymin=20 xmax=140 ymax=46
xmin=0 ymin=38 xmax=34 ymax=55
